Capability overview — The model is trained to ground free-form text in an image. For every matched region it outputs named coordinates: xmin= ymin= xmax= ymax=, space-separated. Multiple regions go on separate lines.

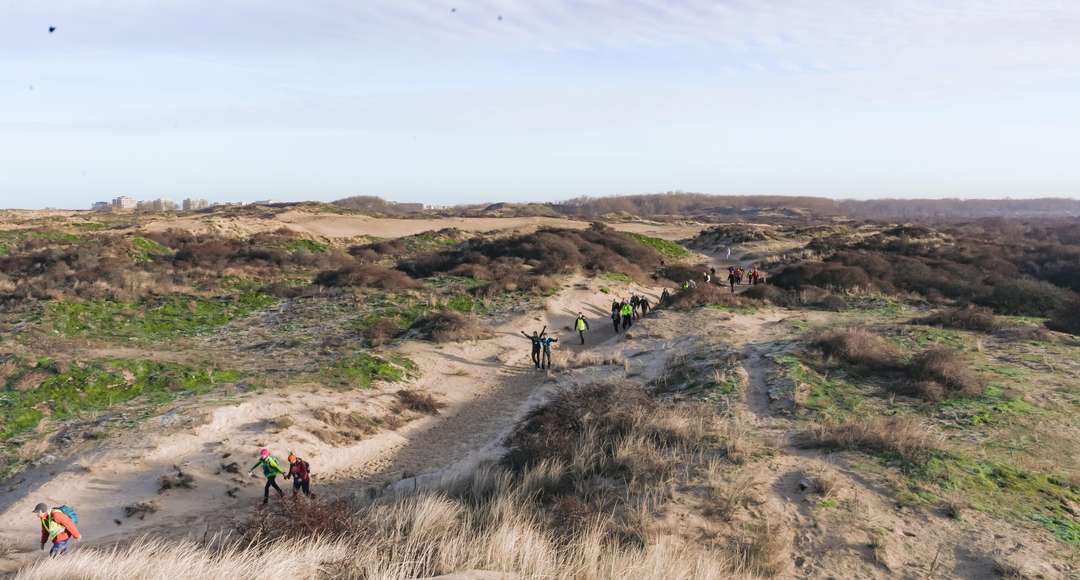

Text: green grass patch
xmin=602 ymin=272 xmax=633 ymax=283
xmin=403 ymin=231 xmax=462 ymax=253
xmin=908 ymin=452 xmax=1080 ymax=544
xmin=322 ymin=352 xmax=417 ymax=389
xmin=285 ymin=239 xmax=328 ymax=254
xmin=888 ymin=325 xmax=967 ymax=352
xmin=931 ymin=383 xmax=1037 ymax=426
xmin=129 ymin=236 xmax=173 ymax=262
xmin=707 ymin=302 xmax=760 ymax=315
xmin=1 ymin=358 xmax=239 ymax=439
xmin=445 ymin=294 xmax=488 ymax=315
xmin=776 ymin=353 xmax=865 ymax=419
xmin=625 ymin=233 xmax=691 ymax=260
xmin=45 ymin=292 xmax=279 ymax=340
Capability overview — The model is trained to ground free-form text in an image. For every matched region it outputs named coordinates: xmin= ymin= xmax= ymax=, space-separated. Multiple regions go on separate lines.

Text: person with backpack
xmin=629 ymin=295 xmax=640 ymax=319
xmin=249 ymin=447 xmax=287 ymax=504
xmin=539 ymin=334 xmax=558 ymax=369
xmin=660 ymin=288 xmax=671 ymax=306
xmin=574 ymin=313 xmax=590 ymax=345
xmin=33 ymin=503 xmax=80 ymax=557
xmin=728 ymin=269 xmax=737 ymax=294
xmin=620 ymin=301 xmax=633 ymax=331
xmin=286 ymin=453 xmax=312 ymax=498
xmin=639 ymin=296 xmax=650 ymax=317
xmin=520 ymin=327 xmax=546 ymax=369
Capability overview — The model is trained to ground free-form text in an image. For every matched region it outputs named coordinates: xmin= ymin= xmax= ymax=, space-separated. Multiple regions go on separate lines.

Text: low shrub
xmin=315 ymin=264 xmax=418 ymax=290
xmin=811 ymin=328 xmax=902 ymax=369
xmin=668 ymin=283 xmax=741 ymax=310
xmin=915 ymin=306 xmax=998 ymax=332
xmin=395 ymin=389 xmax=447 ymax=415
xmin=741 ymin=284 xmax=793 ymax=306
xmin=908 ymin=347 xmax=984 ymax=398
xmin=1046 ymin=295 xmax=1080 ymax=336
xmin=975 ymin=279 xmax=1072 ymax=316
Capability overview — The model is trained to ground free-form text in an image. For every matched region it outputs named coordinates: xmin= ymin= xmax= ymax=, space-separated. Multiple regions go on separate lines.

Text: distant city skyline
xmin=3 ymin=1 xmax=1080 ymax=209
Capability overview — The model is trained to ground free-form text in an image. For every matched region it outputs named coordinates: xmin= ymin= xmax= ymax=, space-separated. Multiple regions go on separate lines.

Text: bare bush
xmin=395 ymin=389 xmax=447 ymax=415
xmin=314 ymin=264 xmax=418 ymax=290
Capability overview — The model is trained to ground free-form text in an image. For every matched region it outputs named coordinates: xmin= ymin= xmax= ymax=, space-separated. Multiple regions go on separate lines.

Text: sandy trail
xmin=0 ymin=275 xmax=664 ymax=571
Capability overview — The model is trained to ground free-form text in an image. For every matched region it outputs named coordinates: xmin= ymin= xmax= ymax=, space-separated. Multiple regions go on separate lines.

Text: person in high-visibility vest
xmin=34 ymin=503 xmax=80 ymax=557
xmin=574 ymin=313 xmax=590 ymax=345
xmin=620 ymin=301 xmax=633 ymax=331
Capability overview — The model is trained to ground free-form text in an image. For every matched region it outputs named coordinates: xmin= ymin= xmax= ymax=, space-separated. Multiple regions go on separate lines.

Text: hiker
xmin=629 ymin=295 xmax=641 ymax=319
xmin=703 ymin=271 xmax=711 ymax=284
xmin=34 ymin=503 xmax=80 ymax=557
xmin=710 ymin=266 xmax=717 ymax=280
xmin=286 ymin=453 xmax=312 ymax=498
xmin=639 ymin=296 xmax=650 ymax=317
xmin=728 ymin=270 xmax=737 ymax=293
xmin=575 ymin=313 xmax=590 ymax=345
xmin=611 ymin=308 xmax=620 ymax=333
xmin=520 ymin=326 xmax=546 ymax=369
xmin=540 ymin=334 xmax=558 ymax=369
xmin=725 ymin=247 xmax=731 ymax=259
xmin=688 ymin=279 xmax=697 ymax=289
xmin=249 ymin=447 xmax=287 ymax=504
xmin=660 ymin=288 xmax=671 ymax=306
xmin=620 ymin=300 xmax=633 ymax=331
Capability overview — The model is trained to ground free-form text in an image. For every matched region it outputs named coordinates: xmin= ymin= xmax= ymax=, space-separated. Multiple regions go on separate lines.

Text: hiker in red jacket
xmin=34 ymin=502 xmax=80 ymax=557
xmin=286 ymin=453 xmax=312 ymax=498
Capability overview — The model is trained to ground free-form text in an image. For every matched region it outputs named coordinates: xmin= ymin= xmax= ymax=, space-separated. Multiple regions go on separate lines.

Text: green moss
xmin=625 ymin=233 xmax=691 ymax=260
xmin=446 ymin=294 xmax=487 ymax=314
xmin=1 ymin=358 xmax=239 ymax=438
xmin=27 ymin=229 xmax=80 ymax=244
xmin=322 ymin=352 xmax=417 ymax=389
xmin=707 ymin=303 xmax=760 ymax=315
xmin=932 ymin=383 xmax=1037 ymax=426
xmin=285 ymin=239 xmax=328 ymax=254
xmin=44 ymin=292 xmax=279 ymax=340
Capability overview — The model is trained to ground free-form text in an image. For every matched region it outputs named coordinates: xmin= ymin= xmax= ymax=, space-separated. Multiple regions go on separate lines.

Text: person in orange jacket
xmin=34 ymin=503 xmax=80 ymax=557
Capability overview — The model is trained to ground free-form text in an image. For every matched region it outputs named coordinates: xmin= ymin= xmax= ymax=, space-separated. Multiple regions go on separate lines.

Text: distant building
xmin=91 ymin=201 xmax=111 ymax=211
xmin=136 ymin=198 xmax=178 ymax=212
xmin=112 ymin=196 xmax=136 ymax=210
xmin=182 ymin=198 xmax=209 ymax=211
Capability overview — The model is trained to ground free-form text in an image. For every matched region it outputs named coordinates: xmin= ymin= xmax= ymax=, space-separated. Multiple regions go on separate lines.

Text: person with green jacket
xmin=249 ymin=447 xmax=287 ymax=504
xmin=620 ymin=301 xmax=633 ymax=331
xmin=575 ymin=313 xmax=590 ymax=345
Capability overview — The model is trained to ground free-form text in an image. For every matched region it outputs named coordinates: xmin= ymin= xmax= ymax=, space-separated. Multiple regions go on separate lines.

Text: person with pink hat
xmin=248 ymin=447 xmax=287 ymax=504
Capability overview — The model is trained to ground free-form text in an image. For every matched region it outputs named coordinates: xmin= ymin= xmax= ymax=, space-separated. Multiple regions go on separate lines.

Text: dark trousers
xmin=542 ymin=350 xmax=552 ymax=369
xmin=621 ymin=315 xmax=632 ymax=330
xmin=579 ymin=330 xmax=586 ymax=345
xmin=612 ymin=316 xmax=619 ymax=333
xmin=293 ymin=478 xmax=311 ymax=497
xmin=264 ymin=476 xmax=283 ymax=501
xmin=531 ymin=348 xmax=541 ymax=368
xmin=640 ymin=305 xmax=649 ymax=317
xmin=49 ymin=539 xmax=69 ymax=557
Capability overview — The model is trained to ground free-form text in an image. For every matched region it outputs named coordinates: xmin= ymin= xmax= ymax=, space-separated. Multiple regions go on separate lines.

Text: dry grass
xmin=797 ymin=415 xmax=937 ymax=464
xmin=158 ymin=469 xmax=195 ymax=492
xmin=310 ymin=407 xmax=405 ymax=445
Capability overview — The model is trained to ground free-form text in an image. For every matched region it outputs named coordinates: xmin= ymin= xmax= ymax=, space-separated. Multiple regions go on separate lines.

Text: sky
xmin=1 ymin=1 xmax=1079 ymax=209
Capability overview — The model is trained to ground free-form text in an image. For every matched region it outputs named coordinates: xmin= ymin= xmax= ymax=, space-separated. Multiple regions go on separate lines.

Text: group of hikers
xmin=690 ymin=265 xmax=766 ymax=294
xmin=610 ymin=294 xmax=651 ymax=332
xmin=521 ymin=325 xmax=559 ymax=369
xmin=31 ymin=448 xmax=313 ymax=557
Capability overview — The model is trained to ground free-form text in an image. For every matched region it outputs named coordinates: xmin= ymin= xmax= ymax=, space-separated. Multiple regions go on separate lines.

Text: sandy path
xmin=0 ymin=275 xmax=665 ymax=571
xmin=142 ymin=211 xmax=706 ymax=241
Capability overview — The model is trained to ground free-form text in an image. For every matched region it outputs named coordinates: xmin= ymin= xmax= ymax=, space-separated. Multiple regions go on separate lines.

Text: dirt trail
xmin=0 ymin=275 xmax=665 ymax=571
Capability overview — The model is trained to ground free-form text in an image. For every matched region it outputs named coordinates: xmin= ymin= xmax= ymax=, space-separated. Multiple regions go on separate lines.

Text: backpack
xmin=55 ymin=505 xmax=78 ymax=525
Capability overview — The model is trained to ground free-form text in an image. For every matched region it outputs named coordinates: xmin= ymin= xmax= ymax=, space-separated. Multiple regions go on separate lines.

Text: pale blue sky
xmin=2 ymin=1 xmax=1079 ymax=208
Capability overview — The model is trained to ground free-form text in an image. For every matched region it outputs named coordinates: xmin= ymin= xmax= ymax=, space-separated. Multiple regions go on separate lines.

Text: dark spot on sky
xmin=49 ymin=26 xmax=56 ymax=33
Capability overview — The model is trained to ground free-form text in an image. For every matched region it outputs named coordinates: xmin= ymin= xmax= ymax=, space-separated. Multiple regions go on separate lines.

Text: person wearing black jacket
xmin=520 ymin=326 xmax=547 ymax=369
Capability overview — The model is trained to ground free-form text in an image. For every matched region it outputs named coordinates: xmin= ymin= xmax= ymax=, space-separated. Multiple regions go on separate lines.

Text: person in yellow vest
xmin=574 ymin=313 xmax=590 ymax=345
xmin=34 ymin=503 xmax=80 ymax=557
xmin=620 ymin=301 xmax=633 ymax=331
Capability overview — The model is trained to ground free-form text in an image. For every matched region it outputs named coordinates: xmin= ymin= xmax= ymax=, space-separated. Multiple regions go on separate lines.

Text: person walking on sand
xmin=728 ymin=269 xmax=737 ymax=293
xmin=520 ymin=327 xmax=547 ymax=369
xmin=249 ymin=447 xmax=287 ymax=504
xmin=286 ymin=453 xmax=312 ymax=498
xmin=660 ymin=288 xmax=671 ymax=306
xmin=34 ymin=503 xmax=80 ymax=557
xmin=639 ymin=296 xmax=650 ymax=317
xmin=620 ymin=300 xmax=633 ymax=331
xmin=539 ymin=334 xmax=558 ymax=369
xmin=630 ymin=294 xmax=641 ymax=319
xmin=575 ymin=313 xmax=590 ymax=345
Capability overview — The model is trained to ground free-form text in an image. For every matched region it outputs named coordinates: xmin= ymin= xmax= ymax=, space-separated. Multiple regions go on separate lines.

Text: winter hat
xmin=260 ymin=447 xmax=270 ymax=458
xmin=32 ymin=502 xmax=48 ymax=514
